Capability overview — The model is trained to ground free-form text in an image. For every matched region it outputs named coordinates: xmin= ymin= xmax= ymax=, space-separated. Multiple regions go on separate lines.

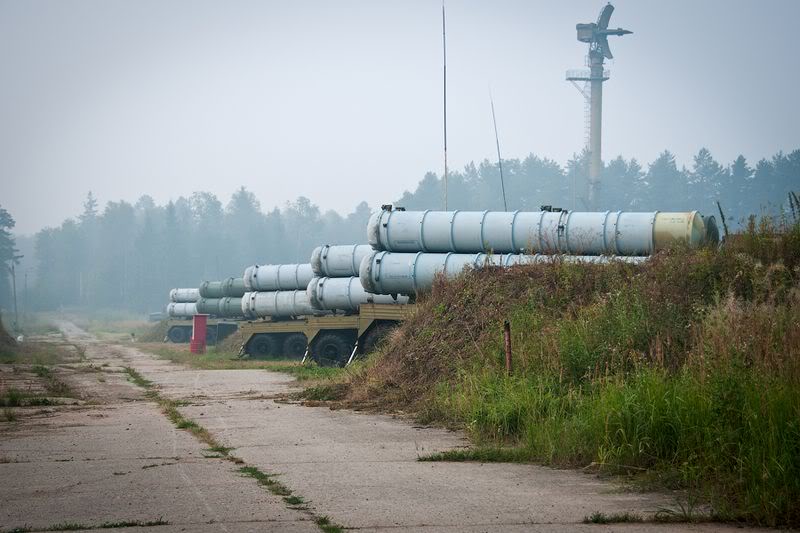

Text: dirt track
xmin=0 ymin=323 xmax=765 ymax=532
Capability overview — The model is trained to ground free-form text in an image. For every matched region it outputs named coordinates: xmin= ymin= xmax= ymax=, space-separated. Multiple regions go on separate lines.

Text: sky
xmin=1 ymin=0 xmax=799 ymax=235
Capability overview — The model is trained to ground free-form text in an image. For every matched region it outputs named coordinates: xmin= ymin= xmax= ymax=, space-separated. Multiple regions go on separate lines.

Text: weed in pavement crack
xmin=122 ymin=366 xmax=344 ymax=533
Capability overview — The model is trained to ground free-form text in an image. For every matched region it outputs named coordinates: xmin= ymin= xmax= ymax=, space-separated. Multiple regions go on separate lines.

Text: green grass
xmin=1 ymin=388 xmax=23 ymax=407
xmin=314 ymin=515 xmax=343 ymax=533
xmin=207 ymin=444 xmax=233 ymax=455
xmin=0 ymin=388 xmax=63 ymax=407
xmin=283 ymin=495 xmax=305 ymax=506
xmin=123 ymin=366 xmax=153 ymax=388
xmin=424 ymin=348 xmax=800 ymax=526
xmin=237 ymin=466 xmax=292 ymax=496
xmin=2 ymin=519 xmax=169 ymax=532
xmin=31 ymin=365 xmax=52 ymax=378
xmin=0 ymin=342 xmax=70 ymax=366
xmin=141 ymin=344 xmax=346 ymax=381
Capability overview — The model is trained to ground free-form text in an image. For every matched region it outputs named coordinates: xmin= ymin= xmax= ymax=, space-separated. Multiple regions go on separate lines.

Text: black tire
xmin=312 ymin=333 xmax=353 ymax=367
xmin=168 ymin=326 xmax=188 ymax=343
xmin=205 ymin=327 xmax=218 ymax=345
xmin=360 ymin=323 xmax=395 ymax=355
xmin=246 ymin=334 xmax=279 ymax=359
xmin=283 ymin=333 xmax=308 ymax=359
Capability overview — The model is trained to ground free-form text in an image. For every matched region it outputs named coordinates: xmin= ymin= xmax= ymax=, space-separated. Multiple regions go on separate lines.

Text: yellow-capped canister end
xmin=653 ymin=211 xmax=708 ymax=250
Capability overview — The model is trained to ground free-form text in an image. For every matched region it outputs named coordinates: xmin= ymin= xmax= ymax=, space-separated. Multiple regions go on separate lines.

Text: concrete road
xmin=0 ymin=324 xmax=764 ymax=532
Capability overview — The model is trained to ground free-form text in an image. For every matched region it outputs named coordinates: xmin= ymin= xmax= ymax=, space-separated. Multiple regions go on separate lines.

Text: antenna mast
xmin=489 ymin=91 xmax=508 ymax=211
xmin=442 ymin=2 xmax=448 ymax=210
xmin=566 ymin=3 xmax=631 ymax=209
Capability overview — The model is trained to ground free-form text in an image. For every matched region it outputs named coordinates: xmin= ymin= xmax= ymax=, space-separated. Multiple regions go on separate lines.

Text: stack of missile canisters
xmin=166 ymin=207 xmax=716 ymax=321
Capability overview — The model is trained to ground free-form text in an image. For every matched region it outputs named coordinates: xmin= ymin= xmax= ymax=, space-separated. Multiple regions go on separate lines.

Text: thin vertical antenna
xmin=489 ymin=89 xmax=507 ymax=211
xmin=442 ymin=2 xmax=448 ymax=210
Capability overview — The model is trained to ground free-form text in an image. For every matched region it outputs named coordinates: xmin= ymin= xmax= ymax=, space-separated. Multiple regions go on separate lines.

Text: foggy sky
xmin=2 ymin=0 xmax=798 ymax=235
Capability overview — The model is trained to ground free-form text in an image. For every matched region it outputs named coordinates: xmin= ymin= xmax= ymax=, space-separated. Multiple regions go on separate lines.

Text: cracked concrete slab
xmin=0 ymin=325 xmax=316 ymax=533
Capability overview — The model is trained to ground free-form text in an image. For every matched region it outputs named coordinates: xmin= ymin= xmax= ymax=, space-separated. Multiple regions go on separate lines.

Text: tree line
xmin=0 ymin=146 xmax=797 ymax=315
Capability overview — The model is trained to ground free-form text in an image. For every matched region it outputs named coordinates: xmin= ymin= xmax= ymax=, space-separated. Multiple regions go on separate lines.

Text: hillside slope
xmin=343 ymin=219 xmax=800 ymax=527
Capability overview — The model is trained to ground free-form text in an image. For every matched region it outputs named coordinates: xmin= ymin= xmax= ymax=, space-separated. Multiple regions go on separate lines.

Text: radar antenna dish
xmin=565 ymin=3 xmax=632 ymax=209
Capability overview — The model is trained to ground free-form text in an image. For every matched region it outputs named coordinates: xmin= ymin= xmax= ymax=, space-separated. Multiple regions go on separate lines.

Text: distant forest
xmin=1 ymin=147 xmax=798 ymax=315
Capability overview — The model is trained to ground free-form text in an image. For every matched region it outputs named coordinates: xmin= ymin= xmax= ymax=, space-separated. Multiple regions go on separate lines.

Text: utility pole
xmin=24 ymin=269 xmax=29 ymax=325
xmin=7 ymin=254 xmax=22 ymax=332
xmin=11 ymin=263 xmax=18 ymax=332
xmin=442 ymin=2 xmax=449 ymax=210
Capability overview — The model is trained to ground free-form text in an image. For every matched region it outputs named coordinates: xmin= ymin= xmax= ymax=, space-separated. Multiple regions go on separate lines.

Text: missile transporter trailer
xmin=165 ymin=319 xmax=240 ymax=345
xmin=238 ymin=302 xmax=416 ymax=366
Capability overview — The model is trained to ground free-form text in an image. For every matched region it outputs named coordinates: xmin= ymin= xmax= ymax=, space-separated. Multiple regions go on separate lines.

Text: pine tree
xmin=645 ymin=151 xmax=687 ymax=211
xmin=690 ymin=148 xmax=726 ymax=212
xmin=80 ymin=191 xmax=98 ymax=223
xmin=729 ymin=155 xmax=753 ymax=221
xmin=0 ymin=206 xmax=19 ymax=310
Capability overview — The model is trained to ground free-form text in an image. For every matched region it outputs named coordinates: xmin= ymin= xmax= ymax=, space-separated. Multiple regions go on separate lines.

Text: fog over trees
xmin=1 ymin=146 xmax=797 ymax=315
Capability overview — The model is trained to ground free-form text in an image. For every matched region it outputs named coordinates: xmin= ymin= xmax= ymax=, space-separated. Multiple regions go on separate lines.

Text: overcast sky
xmin=2 ymin=0 xmax=798 ymax=235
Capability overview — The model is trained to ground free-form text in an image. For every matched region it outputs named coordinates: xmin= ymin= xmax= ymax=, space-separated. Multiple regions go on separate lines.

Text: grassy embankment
xmin=337 ymin=216 xmax=800 ymax=527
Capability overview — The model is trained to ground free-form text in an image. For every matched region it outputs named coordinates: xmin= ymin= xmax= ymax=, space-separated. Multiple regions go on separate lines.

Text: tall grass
xmin=346 ymin=218 xmax=800 ymax=527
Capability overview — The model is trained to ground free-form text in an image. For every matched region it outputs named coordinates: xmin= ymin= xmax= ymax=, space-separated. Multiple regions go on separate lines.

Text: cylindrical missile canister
xmin=310 ymin=244 xmax=374 ymax=277
xmin=169 ymin=288 xmax=200 ymax=303
xmin=359 ymin=251 xmax=647 ymax=295
xmin=242 ymin=264 xmax=315 ymax=292
xmin=367 ymin=209 xmax=713 ymax=256
xmin=306 ymin=276 xmax=408 ymax=312
xmin=166 ymin=302 xmax=197 ymax=318
xmin=241 ymin=290 xmax=324 ymax=319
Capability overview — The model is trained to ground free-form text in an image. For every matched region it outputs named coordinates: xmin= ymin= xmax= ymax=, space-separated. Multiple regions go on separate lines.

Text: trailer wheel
xmin=361 ymin=323 xmax=395 ymax=355
xmin=247 ymin=334 xmax=279 ymax=359
xmin=312 ymin=333 xmax=353 ymax=367
xmin=167 ymin=326 xmax=188 ymax=343
xmin=283 ymin=333 xmax=308 ymax=359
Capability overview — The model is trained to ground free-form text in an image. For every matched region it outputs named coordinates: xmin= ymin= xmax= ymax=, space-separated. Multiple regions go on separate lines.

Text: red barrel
xmin=189 ymin=314 xmax=208 ymax=354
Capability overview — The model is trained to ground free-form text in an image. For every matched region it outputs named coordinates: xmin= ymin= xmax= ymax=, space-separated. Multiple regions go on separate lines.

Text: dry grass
xmin=136 ymin=321 xmax=170 ymax=342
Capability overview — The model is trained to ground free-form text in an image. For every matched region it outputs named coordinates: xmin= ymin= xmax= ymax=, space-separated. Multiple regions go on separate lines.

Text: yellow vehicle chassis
xmin=238 ymin=303 xmax=416 ymax=364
